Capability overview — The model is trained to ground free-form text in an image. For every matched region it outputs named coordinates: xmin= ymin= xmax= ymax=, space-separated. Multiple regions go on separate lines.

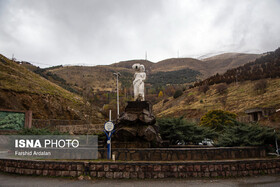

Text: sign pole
xmin=109 ymin=110 xmax=111 ymax=159
xmin=109 ymin=132 xmax=112 ymax=159
xmin=104 ymin=110 xmax=115 ymax=160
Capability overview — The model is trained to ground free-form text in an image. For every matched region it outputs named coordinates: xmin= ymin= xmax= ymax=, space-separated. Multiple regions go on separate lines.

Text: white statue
xmin=132 ymin=63 xmax=146 ymax=101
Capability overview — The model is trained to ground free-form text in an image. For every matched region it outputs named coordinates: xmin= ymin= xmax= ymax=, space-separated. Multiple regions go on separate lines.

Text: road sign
xmin=104 ymin=121 xmax=114 ymax=132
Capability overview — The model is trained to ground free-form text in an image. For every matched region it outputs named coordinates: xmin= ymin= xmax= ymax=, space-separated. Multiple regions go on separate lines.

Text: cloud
xmin=0 ymin=0 xmax=279 ymax=67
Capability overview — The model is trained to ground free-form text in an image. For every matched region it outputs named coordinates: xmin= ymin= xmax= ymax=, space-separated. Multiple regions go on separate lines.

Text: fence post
xmin=24 ymin=111 xmax=32 ymax=128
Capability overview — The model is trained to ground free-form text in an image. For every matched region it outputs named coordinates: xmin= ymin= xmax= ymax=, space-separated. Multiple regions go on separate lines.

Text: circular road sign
xmin=104 ymin=121 xmax=114 ymax=132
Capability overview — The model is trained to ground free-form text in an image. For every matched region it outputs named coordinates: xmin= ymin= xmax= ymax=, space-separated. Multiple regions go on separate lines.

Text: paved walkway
xmin=0 ymin=173 xmax=280 ymax=187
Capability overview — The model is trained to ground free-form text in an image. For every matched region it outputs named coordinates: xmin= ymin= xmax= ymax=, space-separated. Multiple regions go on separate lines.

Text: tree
xmin=158 ymin=91 xmax=164 ymax=98
xmin=216 ymin=122 xmax=277 ymax=147
xmin=200 ymin=110 xmax=237 ymax=131
xmin=158 ymin=117 xmax=216 ymax=145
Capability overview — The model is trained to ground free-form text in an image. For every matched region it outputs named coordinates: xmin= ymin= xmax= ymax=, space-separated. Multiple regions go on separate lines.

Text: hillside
xmin=194 ymin=48 xmax=280 ymax=87
xmin=111 ymin=60 xmax=154 ymax=72
xmin=153 ymin=78 xmax=280 ymax=119
xmin=48 ymin=65 xmax=133 ymax=92
xmin=13 ymin=51 xmax=261 ymax=111
xmin=42 ymin=52 xmax=260 ymax=93
xmin=202 ymin=53 xmax=262 ymax=77
xmin=152 ymin=58 xmax=206 ymax=73
xmin=0 ymin=54 xmax=104 ymax=122
xmin=154 ymin=47 xmax=280 ymax=122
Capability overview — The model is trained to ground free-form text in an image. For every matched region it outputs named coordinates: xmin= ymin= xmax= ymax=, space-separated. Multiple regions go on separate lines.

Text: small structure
xmin=245 ymin=108 xmax=275 ymax=122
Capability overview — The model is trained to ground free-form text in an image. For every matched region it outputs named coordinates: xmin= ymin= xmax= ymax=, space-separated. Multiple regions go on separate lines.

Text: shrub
xmin=200 ymin=110 xmax=237 ymax=131
xmin=173 ymin=90 xmax=183 ymax=99
xmin=0 ymin=113 xmax=25 ymax=130
xmin=218 ymin=96 xmax=227 ymax=107
xmin=158 ymin=117 xmax=216 ymax=145
xmin=215 ymin=83 xmax=228 ymax=95
xmin=186 ymin=95 xmax=195 ymax=104
xmin=198 ymin=85 xmax=209 ymax=94
xmin=254 ymin=79 xmax=268 ymax=94
xmin=216 ymin=122 xmax=277 ymax=147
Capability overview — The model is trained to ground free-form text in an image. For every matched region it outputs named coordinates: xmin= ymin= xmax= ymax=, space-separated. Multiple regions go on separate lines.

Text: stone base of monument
xmin=114 ymin=101 xmax=162 ymax=147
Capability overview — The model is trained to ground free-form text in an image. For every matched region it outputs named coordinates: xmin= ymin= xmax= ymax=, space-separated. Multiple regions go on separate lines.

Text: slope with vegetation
xmin=25 ymin=52 xmax=258 ymax=108
xmin=194 ymin=48 xmax=280 ymax=87
xmin=154 ymin=78 xmax=280 ymax=120
xmin=154 ymin=48 xmax=280 ymax=120
xmin=0 ymin=54 xmax=104 ymax=122
xmin=12 ymin=51 xmax=262 ymax=120
xmin=202 ymin=53 xmax=262 ymax=77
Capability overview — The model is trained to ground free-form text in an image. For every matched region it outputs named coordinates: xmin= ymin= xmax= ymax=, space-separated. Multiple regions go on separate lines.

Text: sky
xmin=0 ymin=0 xmax=280 ymax=67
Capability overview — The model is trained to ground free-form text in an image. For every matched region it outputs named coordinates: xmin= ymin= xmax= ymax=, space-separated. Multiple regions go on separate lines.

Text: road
xmin=0 ymin=173 xmax=280 ymax=187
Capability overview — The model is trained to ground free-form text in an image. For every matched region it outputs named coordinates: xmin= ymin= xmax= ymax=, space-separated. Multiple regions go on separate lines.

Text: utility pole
xmin=113 ymin=72 xmax=121 ymax=118
xmin=145 ymin=51 xmax=147 ymax=60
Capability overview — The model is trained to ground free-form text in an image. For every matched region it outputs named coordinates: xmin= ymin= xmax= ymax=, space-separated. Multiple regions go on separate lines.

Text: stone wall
xmin=1 ymin=158 xmax=280 ymax=179
xmin=98 ymin=147 xmax=266 ymax=161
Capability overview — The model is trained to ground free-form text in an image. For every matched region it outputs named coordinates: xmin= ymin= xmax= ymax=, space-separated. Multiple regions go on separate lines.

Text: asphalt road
xmin=0 ymin=173 xmax=280 ymax=187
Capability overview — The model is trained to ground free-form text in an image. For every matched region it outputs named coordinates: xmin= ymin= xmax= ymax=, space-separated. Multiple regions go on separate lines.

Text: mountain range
xmin=0 ymin=50 xmax=271 ymax=123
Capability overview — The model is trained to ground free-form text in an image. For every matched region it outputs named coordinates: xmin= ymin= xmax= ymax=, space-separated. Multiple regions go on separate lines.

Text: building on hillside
xmin=244 ymin=108 xmax=276 ymax=122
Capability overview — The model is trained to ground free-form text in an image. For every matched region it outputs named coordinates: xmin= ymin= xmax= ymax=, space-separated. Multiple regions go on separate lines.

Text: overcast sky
xmin=0 ymin=0 xmax=280 ymax=67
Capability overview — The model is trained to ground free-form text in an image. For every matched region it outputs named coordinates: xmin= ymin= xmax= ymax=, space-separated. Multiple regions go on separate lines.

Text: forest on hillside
xmin=147 ymin=68 xmax=201 ymax=87
xmin=193 ymin=47 xmax=280 ymax=87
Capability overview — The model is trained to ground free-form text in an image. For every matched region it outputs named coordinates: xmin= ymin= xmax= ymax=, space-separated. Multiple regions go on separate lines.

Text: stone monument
xmin=114 ymin=64 xmax=162 ymax=147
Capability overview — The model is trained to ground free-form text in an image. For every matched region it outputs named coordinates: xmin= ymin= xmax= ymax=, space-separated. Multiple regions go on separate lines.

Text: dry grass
xmin=0 ymin=55 xmax=83 ymax=104
xmin=46 ymin=53 xmax=260 ymax=93
xmin=154 ymin=78 xmax=280 ymax=118
xmin=49 ymin=65 xmax=132 ymax=93
xmin=0 ymin=54 xmax=105 ymax=121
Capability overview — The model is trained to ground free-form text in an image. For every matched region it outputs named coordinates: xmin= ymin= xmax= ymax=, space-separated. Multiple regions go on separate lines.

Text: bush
xmin=200 ymin=110 xmax=237 ymax=131
xmin=216 ymin=122 xmax=277 ymax=147
xmin=186 ymin=95 xmax=195 ymax=104
xmin=254 ymin=79 xmax=268 ymax=94
xmin=173 ymin=90 xmax=183 ymax=99
xmin=215 ymin=83 xmax=228 ymax=95
xmin=158 ymin=117 xmax=216 ymax=145
xmin=0 ymin=113 xmax=25 ymax=130
xmin=198 ymin=85 xmax=209 ymax=94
